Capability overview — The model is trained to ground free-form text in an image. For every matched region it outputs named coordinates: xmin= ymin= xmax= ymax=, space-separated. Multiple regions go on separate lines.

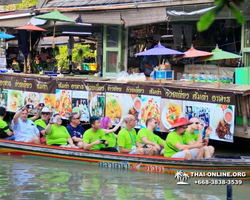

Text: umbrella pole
xmin=53 ymin=21 xmax=56 ymax=49
xmin=192 ymin=58 xmax=195 ymax=83
xmin=29 ymin=31 xmax=32 ymax=52
xmin=159 ymin=56 xmax=162 ymax=85
xmin=218 ymin=65 xmax=220 ymax=88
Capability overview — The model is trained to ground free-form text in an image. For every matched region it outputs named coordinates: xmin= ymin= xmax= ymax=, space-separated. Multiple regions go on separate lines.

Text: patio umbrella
xmin=0 ymin=32 xmax=15 ymax=39
xmin=15 ymin=23 xmax=47 ymax=51
xmin=135 ymin=42 xmax=184 ymax=85
xmin=197 ymin=45 xmax=241 ymax=88
xmin=35 ymin=10 xmax=75 ymax=48
xmin=179 ymin=45 xmax=213 ymax=83
xmin=0 ymin=32 xmax=15 ymax=56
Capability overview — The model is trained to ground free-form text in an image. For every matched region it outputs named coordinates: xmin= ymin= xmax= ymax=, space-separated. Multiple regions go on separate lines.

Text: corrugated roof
xmin=44 ymin=0 xmax=163 ymax=8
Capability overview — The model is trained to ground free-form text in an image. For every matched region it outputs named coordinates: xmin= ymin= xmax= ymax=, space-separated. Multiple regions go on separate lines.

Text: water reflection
xmin=0 ymin=155 xmax=249 ymax=200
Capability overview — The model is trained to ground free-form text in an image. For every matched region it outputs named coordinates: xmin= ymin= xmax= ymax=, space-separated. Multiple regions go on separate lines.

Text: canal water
xmin=0 ymin=155 xmax=249 ymax=200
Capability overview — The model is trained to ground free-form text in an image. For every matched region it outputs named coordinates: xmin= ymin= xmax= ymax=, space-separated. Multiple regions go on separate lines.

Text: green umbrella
xmin=35 ymin=10 xmax=75 ymax=48
xmin=197 ymin=45 xmax=241 ymax=88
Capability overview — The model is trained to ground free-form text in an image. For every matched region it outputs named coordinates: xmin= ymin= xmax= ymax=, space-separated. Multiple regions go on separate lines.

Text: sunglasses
xmin=180 ymin=126 xmax=187 ymax=129
xmin=42 ymin=112 xmax=50 ymax=115
xmin=73 ymin=117 xmax=80 ymax=120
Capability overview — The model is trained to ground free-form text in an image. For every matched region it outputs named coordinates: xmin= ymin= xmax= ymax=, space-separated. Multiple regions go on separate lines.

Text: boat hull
xmin=0 ymin=140 xmax=250 ymax=180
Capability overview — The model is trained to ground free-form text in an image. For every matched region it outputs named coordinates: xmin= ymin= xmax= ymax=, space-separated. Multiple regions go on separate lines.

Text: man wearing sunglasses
xmin=33 ymin=107 xmax=51 ymax=144
xmin=67 ymin=113 xmax=84 ymax=148
xmin=164 ymin=117 xmax=205 ymax=159
xmin=185 ymin=117 xmax=214 ymax=158
xmin=136 ymin=118 xmax=165 ymax=156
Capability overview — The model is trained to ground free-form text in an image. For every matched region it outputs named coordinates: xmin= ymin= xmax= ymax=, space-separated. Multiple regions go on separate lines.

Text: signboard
xmin=0 ymin=0 xmax=22 ymax=5
xmin=0 ymin=74 xmax=236 ymax=142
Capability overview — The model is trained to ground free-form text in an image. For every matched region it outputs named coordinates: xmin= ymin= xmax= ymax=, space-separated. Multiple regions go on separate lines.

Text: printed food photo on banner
xmin=185 ymin=101 xmax=235 ymax=143
xmin=160 ymin=99 xmax=184 ymax=132
xmin=89 ymin=92 xmax=105 ymax=118
xmin=40 ymin=93 xmax=55 ymax=112
xmin=55 ymin=90 xmax=72 ymax=118
xmin=0 ymin=89 xmax=8 ymax=108
xmin=141 ymin=95 xmax=161 ymax=131
xmin=211 ymin=104 xmax=235 ymax=142
xmin=105 ymin=93 xmax=123 ymax=124
xmin=7 ymin=90 xmax=23 ymax=112
xmin=72 ymin=91 xmax=90 ymax=123
xmin=123 ymin=94 xmax=142 ymax=127
xmin=23 ymin=91 xmax=40 ymax=115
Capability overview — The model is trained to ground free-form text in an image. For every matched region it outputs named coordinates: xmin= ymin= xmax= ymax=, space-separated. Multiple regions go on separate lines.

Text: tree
xmin=197 ymin=0 xmax=245 ymax=32
xmin=4 ymin=0 xmax=39 ymax=10
xmin=55 ymin=44 xmax=95 ymax=70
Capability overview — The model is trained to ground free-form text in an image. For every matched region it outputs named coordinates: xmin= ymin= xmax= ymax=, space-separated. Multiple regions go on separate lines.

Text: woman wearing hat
xmin=164 ymin=117 xmax=205 ymax=159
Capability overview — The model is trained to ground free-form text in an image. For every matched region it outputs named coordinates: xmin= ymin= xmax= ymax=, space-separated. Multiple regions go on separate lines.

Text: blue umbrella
xmin=0 ymin=32 xmax=15 ymax=39
xmin=135 ymin=43 xmax=183 ymax=56
xmin=135 ymin=43 xmax=183 ymax=84
xmin=0 ymin=32 xmax=14 ymax=56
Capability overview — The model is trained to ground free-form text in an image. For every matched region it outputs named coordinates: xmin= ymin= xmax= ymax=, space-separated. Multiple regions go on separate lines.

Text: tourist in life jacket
xmin=164 ymin=117 xmax=205 ymax=159
xmin=67 ymin=113 xmax=84 ymax=149
xmin=45 ymin=113 xmax=77 ymax=148
xmin=136 ymin=118 xmax=165 ymax=156
xmin=117 ymin=114 xmax=144 ymax=155
xmin=0 ymin=107 xmax=14 ymax=140
xmin=11 ymin=105 xmax=40 ymax=144
xmin=184 ymin=117 xmax=214 ymax=158
xmin=83 ymin=116 xmax=118 ymax=152
xmin=100 ymin=117 xmax=123 ymax=149
xmin=32 ymin=106 xmax=51 ymax=145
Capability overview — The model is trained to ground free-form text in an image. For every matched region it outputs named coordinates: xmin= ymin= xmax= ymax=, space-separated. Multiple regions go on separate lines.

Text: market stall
xmin=1 ymin=73 xmax=250 ymax=141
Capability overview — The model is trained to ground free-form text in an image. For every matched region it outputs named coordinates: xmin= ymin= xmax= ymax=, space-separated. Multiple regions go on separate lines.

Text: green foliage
xmin=197 ymin=0 xmax=245 ymax=32
xmin=4 ymin=0 xmax=39 ymax=10
xmin=55 ymin=44 xmax=95 ymax=70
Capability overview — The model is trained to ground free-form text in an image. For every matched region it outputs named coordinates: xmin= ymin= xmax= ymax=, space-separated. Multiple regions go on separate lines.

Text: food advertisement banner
xmin=162 ymin=87 xmax=235 ymax=105
xmin=89 ymin=92 xmax=105 ymax=118
xmin=141 ymin=95 xmax=161 ymax=131
xmin=55 ymin=90 xmax=72 ymax=118
xmin=105 ymin=93 xmax=142 ymax=128
xmin=0 ymin=74 xmax=236 ymax=142
xmin=185 ymin=101 xmax=235 ymax=143
xmin=72 ymin=91 xmax=90 ymax=122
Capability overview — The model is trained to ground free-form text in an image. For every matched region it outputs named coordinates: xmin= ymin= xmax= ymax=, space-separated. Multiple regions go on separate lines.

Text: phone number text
xmin=194 ymin=179 xmax=243 ymax=185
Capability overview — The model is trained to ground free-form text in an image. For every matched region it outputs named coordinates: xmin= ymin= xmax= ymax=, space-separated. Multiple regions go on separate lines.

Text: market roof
xmin=37 ymin=0 xmax=214 ymax=9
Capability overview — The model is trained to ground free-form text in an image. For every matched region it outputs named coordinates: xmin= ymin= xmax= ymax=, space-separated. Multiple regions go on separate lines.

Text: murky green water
xmin=0 ymin=154 xmax=249 ymax=200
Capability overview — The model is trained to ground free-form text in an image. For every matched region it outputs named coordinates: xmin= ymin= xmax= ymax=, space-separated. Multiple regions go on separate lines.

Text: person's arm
xmin=45 ymin=118 xmax=53 ymax=134
xmin=13 ymin=106 xmax=27 ymax=125
xmin=6 ymin=130 xmax=13 ymax=136
xmin=37 ymin=126 xmax=45 ymax=136
xmin=67 ymin=138 xmax=77 ymax=148
xmin=119 ymin=146 xmax=132 ymax=153
xmin=72 ymin=136 xmax=83 ymax=143
xmin=141 ymin=137 xmax=161 ymax=150
xmin=175 ymin=142 xmax=204 ymax=151
xmin=83 ymin=139 xmax=102 ymax=150
xmin=203 ymin=127 xmax=213 ymax=145
xmin=145 ymin=63 xmax=154 ymax=70
xmin=103 ymin=120 xmax=123 ymax=134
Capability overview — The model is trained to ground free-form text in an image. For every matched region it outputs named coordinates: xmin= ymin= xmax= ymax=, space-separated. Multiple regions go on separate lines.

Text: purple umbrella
xmin=135 ymin=43 xmax=183 ymax=85
xmin=135 ymin=44 xmax=184 ymax=56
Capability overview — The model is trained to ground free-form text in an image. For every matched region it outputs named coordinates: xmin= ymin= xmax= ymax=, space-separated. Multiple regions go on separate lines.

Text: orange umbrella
xmin=179 ymin=45 xmax=213 ymax=83
xmin=15 ymin=23 xmax=47 ymax=51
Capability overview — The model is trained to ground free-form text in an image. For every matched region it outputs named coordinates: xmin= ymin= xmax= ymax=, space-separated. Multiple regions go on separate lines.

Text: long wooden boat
xmin=0 ymin=140 xmax=250 ymax=180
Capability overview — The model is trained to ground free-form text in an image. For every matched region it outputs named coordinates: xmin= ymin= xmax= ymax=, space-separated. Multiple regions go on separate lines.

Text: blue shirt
xmin=11 ymin=118 xmax=39 ymax=142
xmin=140 ymin=56 xmax=159 ymax=75
xmin=66 ymin=124 xmax=84 ymax=139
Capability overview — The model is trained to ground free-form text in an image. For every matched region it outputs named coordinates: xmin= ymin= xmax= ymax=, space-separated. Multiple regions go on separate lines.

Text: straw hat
xmin=170 ymin=117 xmax=192 ymax=129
